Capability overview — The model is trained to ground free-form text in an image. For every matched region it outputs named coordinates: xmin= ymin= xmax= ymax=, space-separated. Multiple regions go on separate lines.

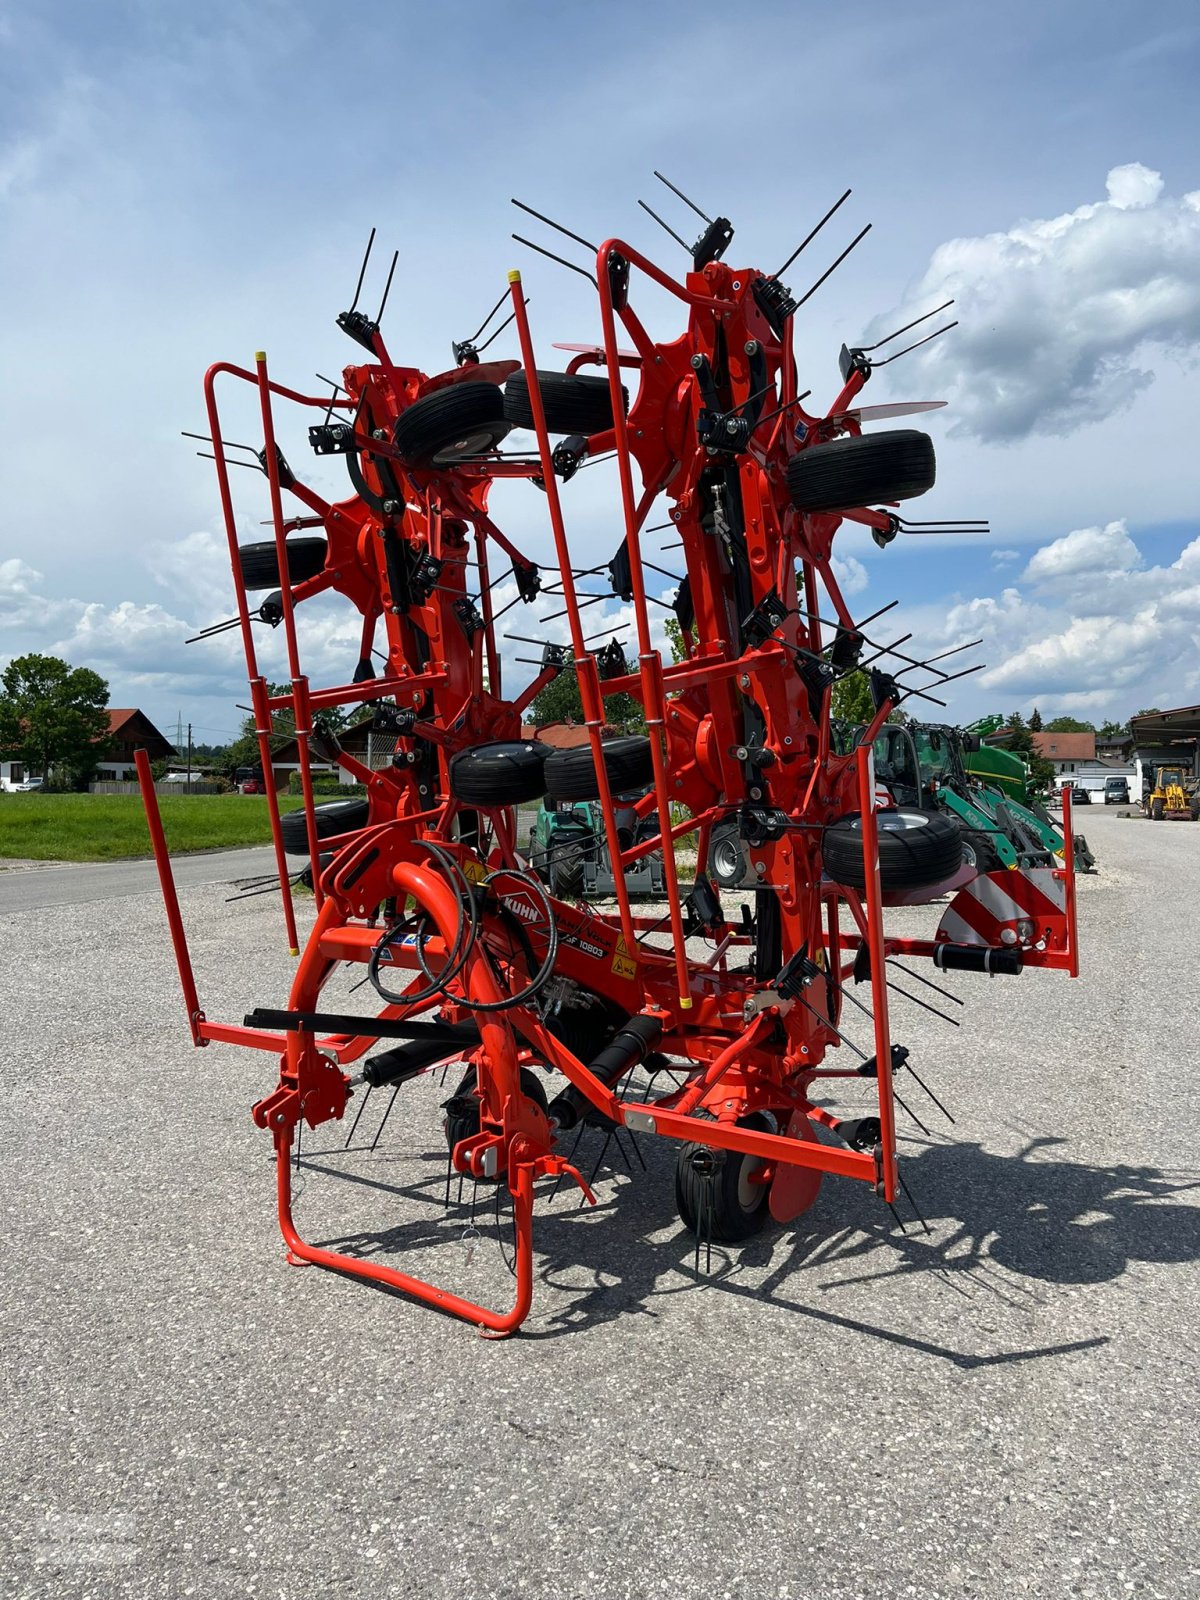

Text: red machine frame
xmin=140 ymin=213 xmax=1080 ymax=1335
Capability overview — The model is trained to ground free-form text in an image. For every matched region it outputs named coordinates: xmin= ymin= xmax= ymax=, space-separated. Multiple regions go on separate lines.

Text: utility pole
xmin=187 ymin=723 xmax=193 ymax=793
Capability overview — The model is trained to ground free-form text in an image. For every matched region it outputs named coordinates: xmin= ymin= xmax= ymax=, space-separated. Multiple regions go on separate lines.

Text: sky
xmin=1 ymin=0 xmax=1198 ymax=747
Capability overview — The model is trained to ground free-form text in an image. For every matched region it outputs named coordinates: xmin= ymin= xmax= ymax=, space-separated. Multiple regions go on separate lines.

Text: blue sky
xmin=2 ymin=0 xmax=1198 ymax=744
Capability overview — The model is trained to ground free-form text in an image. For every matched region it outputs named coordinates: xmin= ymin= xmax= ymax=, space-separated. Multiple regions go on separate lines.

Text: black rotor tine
xmin=511 ymin=234 xmax=599 ymax=288
xmin=610 ymin=1127 xmax=635 ymax=1173
xmin=870 ymin=320 xmax=958 ymax=367
xmin=510 ymin=197 xmax=598 ymax=253
xmin=886 ymin=959 xmax=963 ymax=1006
xmin=344 ymin=1085 xmax=372 ymax=1148
xmin=476 ymin=306 xmax=521 ymax=355
xmin=886 ymin=1200 xmax=908 ymax=1234
xmin=638 ymin=199 xmax=691 ymax=253
xmin=376 ymin=250 xmax=399 ymax=323
xmin=369 ymin=1085 xmax=401 ymax=1152
xmin=892 ymin=1087 xmax=931 ymax=1136
xmin=904 ymin=1061 xmax=957 ymax=1125
xmin=774 ymin=188 xmax=852 ymax=280
xmin=347 ymin=227 xmax=376 ymax=315
xmin=464 ymin=287 xmax=510 ymax=346
xmin=858 ymin=298 xmax=955 ymax=353
xmin=885 ymin=977 xmax=961 ymax=1028
xmin=582 ymin=1131 xmax=613 ymax=1203
xmin=897 ymin=1170 xmax=932 ymax=1235
xmin=653 ymin=170 xmax=711 ymax=222
xmin=795 ymin=224 xmax=872 ymax=309
xmin=549 ymin=1125 xmax=585 ymax=1200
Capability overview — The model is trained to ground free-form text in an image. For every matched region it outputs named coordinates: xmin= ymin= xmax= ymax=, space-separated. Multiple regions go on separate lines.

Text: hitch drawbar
xmin=547 ymin=1014 xmax=664 ymax=1131
xmin=933 ymin=944 xmax=1022 ymax=976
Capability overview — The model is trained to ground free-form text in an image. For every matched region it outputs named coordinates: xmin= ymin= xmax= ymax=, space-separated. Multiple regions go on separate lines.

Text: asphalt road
xmin=0 ymin=846 xmax=281 ymax=913
xmin=3 ymin=809 xmax=1198 ymax=1599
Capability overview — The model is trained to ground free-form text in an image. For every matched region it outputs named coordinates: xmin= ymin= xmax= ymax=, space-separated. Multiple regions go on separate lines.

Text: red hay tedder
xmin=141 ymin=181 xmax=1080 ymax=1334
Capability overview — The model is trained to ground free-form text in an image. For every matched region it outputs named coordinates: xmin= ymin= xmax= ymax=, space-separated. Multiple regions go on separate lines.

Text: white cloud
xmin=876 ymin=165 xmax=1200 ymax=441
xmin=889 ymin=520 xmax=1200 ymax=718
xmin=990 ymin=549 xmax=1020 ymax=565
xmin=831 ymin=554 xmax=869 ymax=597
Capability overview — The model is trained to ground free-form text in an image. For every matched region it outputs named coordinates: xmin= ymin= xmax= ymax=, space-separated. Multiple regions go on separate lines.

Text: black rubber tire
xmin=448 ymin=741 xmax=549 ymax=805
xmin=787 ymin=429 xmax=936 ymax=514
xmin=822 ymin=806 xmax=962 ymax=892
xmin=1191 ymin=799 xmax=1200 ymax=821
xmin=503 ymin=371 xmax=628 ymax=435
xmin=547 ymin=839 xmax=586 ymax=899
xmin=443 ymin=1066 xmax=550 ymax=1170
xmin=1151 ymin=798 xmax=1164 ymax=821
xmin=238 ymin=537 xmax=328 ymax=591
xmin=544 ymin=737 xmax=655 ymax=802
xmin=280 ymin=798 xmax=370 ymax=856
xmin=392 ymin=383 xmax=511 ymax=466
xmin=959 ymin=829 xmax=1003 ymax=873
xmin=675 ymin=1113 xmax=772 ymax=1244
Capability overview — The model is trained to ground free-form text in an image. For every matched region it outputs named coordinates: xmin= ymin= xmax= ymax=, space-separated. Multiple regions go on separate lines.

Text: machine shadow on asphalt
xmin=289 ymin=1110 xmax=1200 ymax=1367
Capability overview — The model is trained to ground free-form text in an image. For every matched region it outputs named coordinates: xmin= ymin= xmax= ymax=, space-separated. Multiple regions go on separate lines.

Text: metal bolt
xmin=744 ymin=339 xmax=759 ymax=355
xmin=739 ymin=674 xmax=750 ymax=688
xmin=784 ymin=736 xmax=793 ymax=746
xmin=373 ymin=428 xmax=387 ymax=440
xmin=690 ymin=354 xmax=704 ymax=370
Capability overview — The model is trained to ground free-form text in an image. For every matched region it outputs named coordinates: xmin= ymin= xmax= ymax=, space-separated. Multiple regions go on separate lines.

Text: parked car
xmin=9 ymin=776 xmax=44 ymax=792
xmin=1104 ymin=776 xmax=1130 ymax=805
xmin=241 ymin=775 xmax=266 ymax=795
xmin=1070 ymin=786 xmax=1091 ymax=805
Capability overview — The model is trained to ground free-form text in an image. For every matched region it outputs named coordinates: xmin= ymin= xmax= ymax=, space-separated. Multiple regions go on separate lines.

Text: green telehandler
xmin=862 ymin=721 xmax=1096 ymax=874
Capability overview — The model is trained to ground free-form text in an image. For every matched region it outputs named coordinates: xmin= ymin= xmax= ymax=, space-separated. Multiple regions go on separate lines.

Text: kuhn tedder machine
xmin=141 ymin=180 xmax=1080 ymax=1334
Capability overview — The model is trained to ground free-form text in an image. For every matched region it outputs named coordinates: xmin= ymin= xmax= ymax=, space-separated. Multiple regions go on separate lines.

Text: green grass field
xmin=0 ymin=792 xmax=308 ymax=863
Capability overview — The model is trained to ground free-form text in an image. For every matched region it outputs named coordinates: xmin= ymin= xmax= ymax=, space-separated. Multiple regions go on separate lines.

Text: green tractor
xmin=527 ymin=788 xmax=666 ymax=900
xmin=864 ymin=721 xmax=1096 ymax=874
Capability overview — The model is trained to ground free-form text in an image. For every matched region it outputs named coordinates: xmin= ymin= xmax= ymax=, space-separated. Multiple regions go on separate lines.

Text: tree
xmin=1098 ymin=719 xmax=1128 ymax=739
xmin=227 ymin=683 xmax=352 ymax=773
xmin=526 ymin=658 xmax=644 ymax=732
xmin=1045 ymin=715 xmax=1095 ymax=733
xmin=1002 ymin=711 xmax=1055 ymax=793
xmin=831 ymin=670 xmax=875 ymax=726
xmin=662 ymin=616 xmax=687 ymax=665
xmin=0 ymin=653 xmax=111 ymax=789
xmin=1028 ymin=707 xmax=1043 ymax=732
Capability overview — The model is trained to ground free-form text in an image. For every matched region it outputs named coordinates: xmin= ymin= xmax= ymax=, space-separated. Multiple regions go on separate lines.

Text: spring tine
xmin=582 ymin=1131 xmax=613 ymax=1203
xmin=369 ymin=1085 xmax=400 ymax=1152
xmin=774 ymin=188 xmax=852 ymax=279
xmin=347 ymin=227 xmax=376 ymax=315
xmin=795 ymin=224 xmax=872 ymax=309
xmin=510 ymin=197 xmax=598 ymax=253
xmin=858 ymin=298 xmax=955 ymax=354
xmin=638 ymin=198 xmax=692 ymax=253
xmin=905 ymin=1061 xmax=957 ymax=1125
xmin=475 ymin=306 xmax=520 ymax=355
xmin=897 ymin=1170 xmax=932 ymax=1235
xmin=610 ymin=1127 xmax=635 ymax=1174
xmin=885 ymin=977 xmax=961 ymax=1028
xmin=886 ymin=1200 xmax=908 ymax=1234
xmin=465 ymin=287 xmax=510 ymax=345
xmin=887 ymin=959 xmax=964 ymax=1006
xmin=511 ymin=234 xmax=599 ymax=288
xmin=652 ymin=172 xmax=710 ymax=225
xmin=344 ymin=1084 xmax=372 ymax=1148
xmin=376 ymin=249 xmax=399 ymax=322
xmin=797 ymin=994 xmax=869 ymax=1061
xmin=550 ymin=1125 xmax=585 ymax=1200
xmin=871 ymin=320 xmax=958 ymax=367
xmin=892 ymin=1087 xmax=931 ymax=1136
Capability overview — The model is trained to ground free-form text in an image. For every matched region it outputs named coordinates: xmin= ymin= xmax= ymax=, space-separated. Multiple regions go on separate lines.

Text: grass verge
xmin=0 ymin=793 xmax=308 ymax=863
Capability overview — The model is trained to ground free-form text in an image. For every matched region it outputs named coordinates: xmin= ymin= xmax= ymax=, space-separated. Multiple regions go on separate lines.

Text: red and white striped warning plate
xmin=936 ymin=867 xmax=1069 ymax=952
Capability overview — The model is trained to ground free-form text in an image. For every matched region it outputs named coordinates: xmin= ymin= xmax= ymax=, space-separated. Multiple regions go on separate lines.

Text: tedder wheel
xmin=280 ymin=797 xmax=370 ymax=855
xmin=959 ymin=829 xmax=1003 ymax=873
xmin=547 ymin=838 xmax=586 ymax=899
xmin=448 ymin=741 xmax=549 ymax=805
xmin=443 ymin=1066 xmax=550 ymax=1170
xmin=675 ymin=1113 xmax=773 ymax=1243
xmin=822 ymin=807 xmax=962 ymax=892
xmin=544 ymin=736 xmax=655 ymax=802
xmin=392 ymin=382 xmax=511 ymax=466
xmin=1151 ymin=798 xmax=1164 ymax=821
xmin=709 ymin=816 xmax=751 ymax=889
xmin=786 ymin=429 xmax=936 ymax=514
xmin=503 ymin=371 xmax=628 ymax=435
xmin=237 ymin=537 xmax=328 ymax=590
